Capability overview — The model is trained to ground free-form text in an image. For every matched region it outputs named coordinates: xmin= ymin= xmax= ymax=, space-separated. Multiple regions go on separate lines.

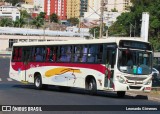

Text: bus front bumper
xmin=114 ymin=81 xmax=152 ymax=92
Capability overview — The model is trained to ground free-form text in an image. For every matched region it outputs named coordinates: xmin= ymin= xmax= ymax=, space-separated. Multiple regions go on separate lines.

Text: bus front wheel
xmin=34 ymin=76 xmax=43 ymax=90
xmin=117 ymin=91 xmax=126 ymax=98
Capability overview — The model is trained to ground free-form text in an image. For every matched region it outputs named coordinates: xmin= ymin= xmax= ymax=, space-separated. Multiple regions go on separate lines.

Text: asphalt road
xmin=0 ymin=57 xmax=160 ymax=114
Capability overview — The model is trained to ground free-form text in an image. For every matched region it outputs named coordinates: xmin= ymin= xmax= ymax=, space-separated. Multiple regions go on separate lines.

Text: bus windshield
xmin=118 ymin=48 xmax=152 ymax=75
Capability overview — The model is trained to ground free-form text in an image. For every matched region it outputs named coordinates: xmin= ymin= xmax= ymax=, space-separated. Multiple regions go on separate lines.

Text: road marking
xmin=7 ymin=78 xmax=13 ymax=81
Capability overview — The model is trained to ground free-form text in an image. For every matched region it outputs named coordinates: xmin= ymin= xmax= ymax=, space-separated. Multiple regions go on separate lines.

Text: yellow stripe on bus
xmin=45 ymin=67 xmax=81 ymax=77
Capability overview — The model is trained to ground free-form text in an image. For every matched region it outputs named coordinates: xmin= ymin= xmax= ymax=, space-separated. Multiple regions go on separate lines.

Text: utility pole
xmin=99 ymin=0 xmax=108 ymax=38
xmin=99 ymin=0 xmax=104 ymax=38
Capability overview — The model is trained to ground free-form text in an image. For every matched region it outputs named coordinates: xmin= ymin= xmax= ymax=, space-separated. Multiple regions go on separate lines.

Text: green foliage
xmin=20 ymin=10 xmax=30 ymax=18
xmin=13 ymin=17 xmax=25 ymax=28
xmin=89 ymin=26 xmax=108 ymax=38
xmin=50 ymin=13 xmax=59 ymax=23
xmin=0 ymin=18 xmax=13 ymax=27
xmin=109 ymin=0 xmax=160 ymax=50
xmin=38 ymin=12 xmax=46 ymax=19
xmin=89 ymin=26 xmax=100 ymax=38
xmin=149 ymin=38 xmax=160 ymax=52
xmin=67 ymin=18 xmax=79 ymax=26
xmin=111 ymin=8 xmax=118 ymax=12
xmin=32 ymin=16 xmax=44 ymax=29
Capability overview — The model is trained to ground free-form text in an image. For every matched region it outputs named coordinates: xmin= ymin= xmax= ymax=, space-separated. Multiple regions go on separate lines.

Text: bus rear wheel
xmin=117 ymin=91 xmax=126 ymax=98
xmin=34 ymin=76 xmax=43 ymax=90
xmin=87 ymin=78 xmax=97 ymax=95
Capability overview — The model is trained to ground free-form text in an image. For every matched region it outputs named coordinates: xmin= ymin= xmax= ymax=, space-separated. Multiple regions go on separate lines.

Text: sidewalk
xmin=127 ymin=87 xmax=160 ymax=102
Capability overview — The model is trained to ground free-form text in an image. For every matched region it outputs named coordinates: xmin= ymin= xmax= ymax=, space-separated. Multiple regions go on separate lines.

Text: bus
xmin=9 ymin=38 xmax=153 ymax=97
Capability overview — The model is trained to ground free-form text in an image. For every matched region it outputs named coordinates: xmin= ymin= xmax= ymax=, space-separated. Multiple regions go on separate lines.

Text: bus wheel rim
xmin=36 ymin=78 xmax=40 ymax=87
xmin=89 ymin=82 xmax=93 ymax=90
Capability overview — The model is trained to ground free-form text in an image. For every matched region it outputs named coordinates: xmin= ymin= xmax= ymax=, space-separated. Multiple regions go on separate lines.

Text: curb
xmin=126 ymin=92 xmax=160 ymax=102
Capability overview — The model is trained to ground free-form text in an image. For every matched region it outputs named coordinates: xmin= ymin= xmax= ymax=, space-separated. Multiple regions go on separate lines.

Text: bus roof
xmin=13 ymin=37 xmax=148 ymax=47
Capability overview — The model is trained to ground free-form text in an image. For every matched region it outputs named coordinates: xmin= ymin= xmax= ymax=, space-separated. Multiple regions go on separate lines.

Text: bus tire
xmin=87 ymin=78 xmax=97 ymax=95
xmin=34 ymin=75 xmax=43 ymax=90
xmin=117 ymin=91 xmax=126 ymax=98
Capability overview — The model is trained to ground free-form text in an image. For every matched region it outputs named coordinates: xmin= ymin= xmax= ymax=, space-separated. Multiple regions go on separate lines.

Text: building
xmin=80 ymin=0 xmax=88 ymax=17
xmin=0 ymin=1 xmax=5 ymax=6
xmin=53 ymin=0 xmax=67 ymax=20
xmin=83 ymin=0 xmax=131 ymax=27
xmin=67 ymin=0 xmax=80 ymax=19
xmin=87 ymin=0 xmax=101 ymax=13
xmin=34 ymin=0 xmax=44 ymax=12
xmin=25 ymin=0 xmax=34 ymax=4
xmin=38 ymin=0 xmax=67 ymax=20
xmin=0 ymin=5 xmax=20 ymax=21
xmin=107 ymin=0 xmax=131 ymax=12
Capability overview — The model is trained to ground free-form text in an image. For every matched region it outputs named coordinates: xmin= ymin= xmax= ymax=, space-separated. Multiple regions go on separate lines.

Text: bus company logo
xmin=2 ymin=106 xmax=11 ymax=111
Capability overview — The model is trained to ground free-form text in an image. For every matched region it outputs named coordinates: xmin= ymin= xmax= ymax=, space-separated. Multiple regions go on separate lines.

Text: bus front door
xmin=104 ymin=45 xmax=116 ymax=89
xmin=21 ymin=47 xmax=30 ymax=83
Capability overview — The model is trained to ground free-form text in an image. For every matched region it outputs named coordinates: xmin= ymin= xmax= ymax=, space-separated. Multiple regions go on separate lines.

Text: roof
xmin=13 ymin=37 xmax=148 ymax=46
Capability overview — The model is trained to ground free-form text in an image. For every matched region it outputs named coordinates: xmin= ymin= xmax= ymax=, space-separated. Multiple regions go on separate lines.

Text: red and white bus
xmin=9 ymin=38 xmax=153 ymax=97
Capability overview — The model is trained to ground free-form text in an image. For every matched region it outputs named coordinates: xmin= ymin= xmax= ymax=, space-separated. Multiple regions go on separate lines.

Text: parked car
xmin=152 ymin=68 xmax=160 ymax=79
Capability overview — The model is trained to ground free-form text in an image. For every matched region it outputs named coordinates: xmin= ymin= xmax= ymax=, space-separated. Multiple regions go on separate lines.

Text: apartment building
xmin=25 ymin=0 xmax=34 ymax=4
xmin=67 ymin=0 xmax=80 ymax=19
xmin=44 ymin=0 xmax=67 ymax=20
xmin=87 ymin=0 xmax=101 ymax=13
xmin=80 ymin=0 xmax=88 ymax=17
xmin=0 ymin=5 xmax=20 ymax=21
xmin=107 ymin=0 xmax=131 ymax=12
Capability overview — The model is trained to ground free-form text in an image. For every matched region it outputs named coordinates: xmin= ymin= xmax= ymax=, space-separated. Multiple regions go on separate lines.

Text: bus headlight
xmin=117 ymin=76 xmax=126 ymax=84
xmin=144 ymin=79 xmax=152 ymax=85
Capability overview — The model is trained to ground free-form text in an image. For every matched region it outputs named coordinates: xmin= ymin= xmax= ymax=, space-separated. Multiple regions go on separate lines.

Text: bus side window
xmin=82 ymin=46 xmax=87 ymax=62
xmin=74 ymin=46 xmax=81 ymax=62
xmin=35 ymin=47 xmax=44 ymax=62
xmin=97 ymin=44 xmax=103 ymax=63
xmin=88 ymin=45 xmax=97 ymax=63
xmin=18 ymin=48 xmax=22 ymax=61
xmin=12 ymin=47 xmax=22 ymax=62
xmin=13 ymin=48 xmax=18 ymax=61
xmin=60 ymin=46 xmax=67 ymax=62
xmin=46 ymin=47 xmax=50 ymax=61
xmin=52 ymin=47 xmax=57 ymax=62
xmin=66 ymin=46 xmax=72 ymax=62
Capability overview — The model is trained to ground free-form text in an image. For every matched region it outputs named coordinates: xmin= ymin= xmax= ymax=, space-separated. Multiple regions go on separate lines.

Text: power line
xmin=83 ymin=8 xmax=101 ymax=19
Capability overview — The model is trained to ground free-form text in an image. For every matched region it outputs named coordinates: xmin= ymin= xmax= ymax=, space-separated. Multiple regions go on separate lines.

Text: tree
xmin=108 ymin=0 xmax=160 ymax=50
xmin=38 ymin=12 xmax=46 ymax=19
xmin=67 ymin=18 xmax=79 ymax=26
xmin=32 ymin=16 xmax=44 ymax=29
xmin=20 ymin=10 xmax=30 ymax=18
xmin=50 ymin=13 xmax=59 ymax=23
xmin=13 ymin=17 xmax=25 ymax=28
xmin=89 ymin=26 xmax=108 ymax=38
xmin=111 ymin=8 xmax=118 ymax=12
xmin=0 ymin=18 xmax=13 ymax=27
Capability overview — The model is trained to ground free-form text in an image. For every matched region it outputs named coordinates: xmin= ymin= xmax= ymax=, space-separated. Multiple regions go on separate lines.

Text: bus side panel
xmin=9 ymin=62 xmax=25 ymax=82
xmin=40 ymin=63 xmax=106 ymax=90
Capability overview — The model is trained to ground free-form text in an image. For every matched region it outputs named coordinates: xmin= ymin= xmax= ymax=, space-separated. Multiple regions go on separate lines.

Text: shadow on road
xmin=10 ymin=84 xmax=149 ymax=100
